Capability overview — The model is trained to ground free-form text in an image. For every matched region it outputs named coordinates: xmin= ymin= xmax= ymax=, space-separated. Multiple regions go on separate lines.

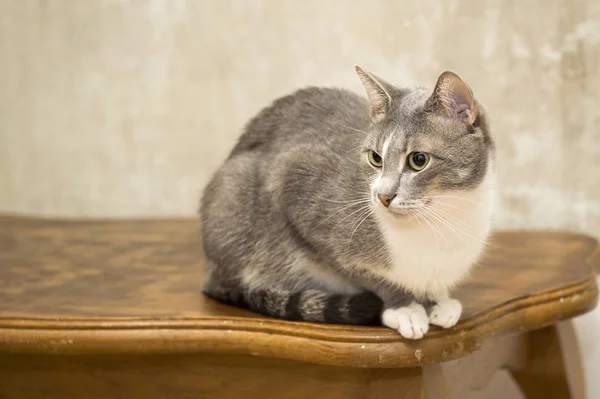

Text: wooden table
xmin=0 ymin=216 xmax=598 ymax=398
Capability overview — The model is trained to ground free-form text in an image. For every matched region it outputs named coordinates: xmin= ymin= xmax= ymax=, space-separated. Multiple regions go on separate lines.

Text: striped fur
xmin=203 ymin=284 xmax=383 ymax=325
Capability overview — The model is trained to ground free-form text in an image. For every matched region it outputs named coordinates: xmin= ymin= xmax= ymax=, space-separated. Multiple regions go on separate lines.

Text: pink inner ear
xmin=455 ymin=102 xmax=476 ymax=123
xmin=460 ymin=107 xmax=476 ymax=125
xmin=435 ymin=72 xmax=477 ymax=124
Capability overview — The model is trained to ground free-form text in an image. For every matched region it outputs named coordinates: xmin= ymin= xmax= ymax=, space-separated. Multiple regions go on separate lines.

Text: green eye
xmin=368 ymin=150 xmax=383 ymax=168
xmin=408 ymin=152 xmax=430 ymax=171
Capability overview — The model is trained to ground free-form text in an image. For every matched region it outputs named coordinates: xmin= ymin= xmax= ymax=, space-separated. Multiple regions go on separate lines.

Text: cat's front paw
xmin=428 ymin=298 xmax=462 ymax=328
xmin=382 ymin=303 xmax=429 ymax=339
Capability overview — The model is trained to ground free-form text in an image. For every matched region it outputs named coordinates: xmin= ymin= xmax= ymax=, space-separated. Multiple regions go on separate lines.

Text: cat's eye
xmin=368 ymin=150 xmax=383 ymax=168
xmin=408 ymin=152 xmax=429 ymax=171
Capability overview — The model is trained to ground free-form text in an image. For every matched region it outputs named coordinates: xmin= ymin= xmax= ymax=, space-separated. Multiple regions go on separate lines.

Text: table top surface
xmin=0 ymin=215 xmax=598 ymax=367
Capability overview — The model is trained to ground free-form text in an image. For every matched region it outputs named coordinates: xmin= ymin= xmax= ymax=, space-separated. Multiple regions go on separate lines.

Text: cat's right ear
xmin=355 ymin=66 xmax=393 ymax=122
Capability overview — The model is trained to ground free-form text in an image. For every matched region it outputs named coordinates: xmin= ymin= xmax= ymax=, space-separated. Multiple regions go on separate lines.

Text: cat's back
xmin=230 ymin=87 xmax=369 ymax=157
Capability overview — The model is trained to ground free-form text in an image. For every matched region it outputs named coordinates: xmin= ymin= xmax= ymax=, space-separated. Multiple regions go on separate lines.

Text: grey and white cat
xmin=200 ymin=66 xmax=495 ymax=339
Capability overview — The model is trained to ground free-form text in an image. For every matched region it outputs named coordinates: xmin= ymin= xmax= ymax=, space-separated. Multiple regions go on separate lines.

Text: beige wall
xmin=1 ymin=0 xmax=599 ymax=231
xmin=0 ymin=0 xmax=599 ymax=396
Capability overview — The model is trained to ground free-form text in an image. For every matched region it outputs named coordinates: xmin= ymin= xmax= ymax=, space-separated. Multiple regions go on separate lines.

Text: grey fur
xmin=200 ymin=69 xmax=494 ymax=326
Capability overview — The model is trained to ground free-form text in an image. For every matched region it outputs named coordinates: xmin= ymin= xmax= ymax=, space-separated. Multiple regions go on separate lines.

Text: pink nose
xmin=377 ymin=193 xmax=396 ymax=207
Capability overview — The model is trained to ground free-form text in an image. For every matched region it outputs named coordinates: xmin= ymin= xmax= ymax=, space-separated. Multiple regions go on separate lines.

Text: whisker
xmin=408 ymin=212 xmax=426 ymax=263
xmin=415 ymin=208 xmax=447 ymax=250
xmin=416 ymin=209 xmax=490 ymax=267
xmin=426 ymin=204 xmax=471 ymax=229
xmin=426 ymin=206 xmax=493 ymax=246
xmin=420 ymin=206 xmax=467 ymax=246
xmin=338 ymin=124 xmax=372 ymax=136
xmin=426 ymin=199 xmax=468 ymax=213
xmin=315 ymin=196 xmax=371 ymax=204
xmin=422 ymin=206 xmax=497 ymax=248
xmin=428 ymin=214 xmax=451 ymax=249
xmin=418 ymin=210 xmax=441 ymax=257
xmin=343 ymin=154 xmax=361 ymax=165
xmin=422 ymin=195 xmax=482 ymax=207
xmin=311 ymin=200 xmax=371 ymax=231
xmin=417 ymin=211 xmax=490 ymax=266
xmin=330 ymin=204 xmax=372 ymax=233
xmin=340 ymin=206 xmax=373 ymax=258
xmin=346 ymin=208 xmax=374 ymax=249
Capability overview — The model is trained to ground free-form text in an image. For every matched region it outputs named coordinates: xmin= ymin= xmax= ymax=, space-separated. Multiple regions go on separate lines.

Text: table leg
xmin=510 ymin=322 xmax=585 ymax=399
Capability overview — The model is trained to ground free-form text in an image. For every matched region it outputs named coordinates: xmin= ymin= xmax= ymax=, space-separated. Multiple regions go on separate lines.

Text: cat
xmin=200 ymin=66 xmax=495 ymax=339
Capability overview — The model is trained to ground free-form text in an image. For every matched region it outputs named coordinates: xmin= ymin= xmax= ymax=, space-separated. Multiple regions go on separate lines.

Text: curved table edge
xmin=0 ymin=276 xmax=597 ymax=368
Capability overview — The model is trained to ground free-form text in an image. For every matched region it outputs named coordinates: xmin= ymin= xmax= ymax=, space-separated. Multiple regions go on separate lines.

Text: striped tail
xmin=203 ymin=284 xmax=383 ymax=326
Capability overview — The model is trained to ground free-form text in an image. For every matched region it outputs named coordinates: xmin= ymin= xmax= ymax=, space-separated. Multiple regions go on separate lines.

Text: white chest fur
xmin=375 ymin=174 xmax=495 ymax=299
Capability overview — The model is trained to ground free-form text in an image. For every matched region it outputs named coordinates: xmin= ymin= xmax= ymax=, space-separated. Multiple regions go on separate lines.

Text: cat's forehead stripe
xmin=382 ymin=136 xmax=392 ymax=157
xmin=383 ymin=129 xmax=409 ymax=164
xmin=382 ymin=122 xmax=406 ymax=156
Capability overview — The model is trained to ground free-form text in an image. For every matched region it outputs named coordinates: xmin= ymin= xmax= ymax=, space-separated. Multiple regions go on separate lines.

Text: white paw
xmin=382 ymin=303 xmax=429 ymax=339
xmin=429 ymin=299 xmax=462 ymax=328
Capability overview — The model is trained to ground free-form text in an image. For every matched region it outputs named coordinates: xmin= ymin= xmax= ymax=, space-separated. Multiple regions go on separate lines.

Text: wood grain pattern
xmin=0 ymin=354 xmax=376 ymax=399
xmin=0 ymin=215 xmax=598 ymax=369
xmin=0 ymin=353 xmax=458 ymax=399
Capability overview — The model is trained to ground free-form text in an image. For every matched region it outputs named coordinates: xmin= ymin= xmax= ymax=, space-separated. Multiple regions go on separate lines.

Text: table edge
xmin=0 ymin=276 xmax=596 ymax=368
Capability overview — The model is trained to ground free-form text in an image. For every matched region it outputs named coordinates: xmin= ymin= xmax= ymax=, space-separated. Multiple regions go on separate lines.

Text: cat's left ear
xmin=355 ymin=66 xmax=394 ymax=122
xmin=426 ymin=71 xmax=477 ymax=125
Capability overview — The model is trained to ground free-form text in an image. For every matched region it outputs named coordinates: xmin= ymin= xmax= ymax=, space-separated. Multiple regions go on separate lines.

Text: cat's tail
xmin=203 ymin=284 xmax=383 ymax=326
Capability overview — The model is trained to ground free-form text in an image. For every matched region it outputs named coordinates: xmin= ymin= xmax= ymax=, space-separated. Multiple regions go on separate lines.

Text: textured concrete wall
xmin=1 ymin=0 xmax=599 ymax=229
xmin=0 ymin=0 xmax=599 ymax=396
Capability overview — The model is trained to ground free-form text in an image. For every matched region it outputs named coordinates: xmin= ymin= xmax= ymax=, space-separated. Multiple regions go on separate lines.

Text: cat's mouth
xmin=387 ymin=206 xmax=426 ymax=217
xmin=386 ymin=199 xmax=431 ymax=217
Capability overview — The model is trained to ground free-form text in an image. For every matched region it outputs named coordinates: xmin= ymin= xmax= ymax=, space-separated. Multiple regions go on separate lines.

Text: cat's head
xmin=355 ymin=66 xmax=495 ymax=220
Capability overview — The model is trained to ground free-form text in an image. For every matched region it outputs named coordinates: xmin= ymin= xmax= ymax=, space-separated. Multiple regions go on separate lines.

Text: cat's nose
xmin=377 ymin=193 xmax=396 ymax=208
